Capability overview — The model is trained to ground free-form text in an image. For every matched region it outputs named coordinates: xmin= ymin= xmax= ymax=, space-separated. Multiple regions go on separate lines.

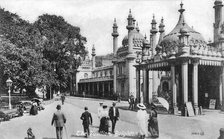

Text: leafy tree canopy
xmin=0 ymin=8 xmax=87 ymax=96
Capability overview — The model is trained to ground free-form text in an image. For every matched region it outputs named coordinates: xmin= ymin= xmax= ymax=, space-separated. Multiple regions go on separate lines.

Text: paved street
xmin=0 ymin=96 xmax=224 ymax=139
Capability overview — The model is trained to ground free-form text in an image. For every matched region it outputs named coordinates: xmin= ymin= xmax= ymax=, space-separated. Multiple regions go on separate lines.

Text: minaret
xmin=214 ymin=0 xmax=223 ymax=43
xmin=126 ymin=9 xmax=135 ymax=55
xmin=150 ymin=14 xmax=158 ymax=101
xmin=112 ymin=18 xmax=119 ymax=55
xmin=158 ymin=17 xmax=165 ymax=44
xmin=150 ymin=14 xmax=158 ymax=57
xmin=111 ymin=18 xmax=119 ymax=95
xmin=91 ymin=45 xmax=96 ymax=69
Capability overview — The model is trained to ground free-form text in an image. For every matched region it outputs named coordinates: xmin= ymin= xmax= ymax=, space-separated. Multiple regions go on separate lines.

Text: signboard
xmin=209 ymin=99 xmax=216 ymax=109
xmin=186 ymin=102 xmax=195 ymax=117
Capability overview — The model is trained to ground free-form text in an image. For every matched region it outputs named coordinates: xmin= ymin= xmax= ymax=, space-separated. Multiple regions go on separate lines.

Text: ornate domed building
xmin=135 ymin=1 xmax=224 ymax=115
xmin=77 ymin=1 xmax=224 ymax=115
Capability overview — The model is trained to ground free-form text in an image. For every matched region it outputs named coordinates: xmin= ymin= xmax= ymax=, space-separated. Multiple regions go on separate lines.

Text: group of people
xmin=136 ymin=103 xmax=159 ymax=139
xmin=51 ymin=101 xmax=158 ymax=139
xmin=97 ymin=102 xmax=120 ymax=135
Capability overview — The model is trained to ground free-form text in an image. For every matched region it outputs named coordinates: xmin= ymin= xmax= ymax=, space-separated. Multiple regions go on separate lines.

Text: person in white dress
xmin=99 ymin=105 xmax=109 ymax=134
xmin=97 ymin=102 xmax=103 ymax=119
xmin=136 ymin=103 xmax=148 ymax=139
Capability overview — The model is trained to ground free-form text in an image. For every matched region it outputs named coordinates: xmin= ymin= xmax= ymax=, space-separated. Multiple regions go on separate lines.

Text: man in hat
xmin=109 ymin=102 xmax=119 ymax=134
xmin=136 ymin=103 xmax=148 ymax=139
xmin=80 ymin=107 xmax=92 ymax=138
xmin=51 ymin=104 xmax=66 ymax=139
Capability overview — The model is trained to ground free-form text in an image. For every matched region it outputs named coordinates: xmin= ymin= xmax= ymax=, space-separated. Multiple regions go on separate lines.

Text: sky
xmin=0 ymin=0 xmax=215 ymax=56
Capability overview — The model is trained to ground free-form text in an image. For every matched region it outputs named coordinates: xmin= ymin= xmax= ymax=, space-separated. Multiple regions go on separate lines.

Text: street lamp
xmin=6 ymin=78 xmax=13 ymax=109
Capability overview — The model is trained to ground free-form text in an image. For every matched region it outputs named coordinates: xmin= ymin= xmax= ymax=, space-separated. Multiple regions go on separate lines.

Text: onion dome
xmin=122 ymin=29 xmax=144 ymax=47
xmin=160 ymin=2 xmax=206 ymax=47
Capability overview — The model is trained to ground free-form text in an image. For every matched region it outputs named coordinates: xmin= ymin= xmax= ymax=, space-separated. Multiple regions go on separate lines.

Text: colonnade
xmin=78 ymin=81 xmax=113 ymax=98
xmin=135 ymin=59 xmax=204 ymax=115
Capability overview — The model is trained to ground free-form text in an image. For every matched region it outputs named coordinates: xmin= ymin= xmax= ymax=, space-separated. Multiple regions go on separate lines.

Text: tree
xmin=33 ymin=14 xmax=87 ymax=93
xmin=0 ymin=8 xmax=87 ymax=97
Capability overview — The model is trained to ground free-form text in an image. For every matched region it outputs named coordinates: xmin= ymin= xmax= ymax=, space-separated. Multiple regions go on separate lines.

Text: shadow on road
xmin=42 ymin=138 xmax=57 ymax=139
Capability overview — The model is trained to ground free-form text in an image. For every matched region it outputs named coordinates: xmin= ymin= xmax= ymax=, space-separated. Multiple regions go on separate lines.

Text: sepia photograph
xmin=0 ymin=0 xmax=224 ymax=139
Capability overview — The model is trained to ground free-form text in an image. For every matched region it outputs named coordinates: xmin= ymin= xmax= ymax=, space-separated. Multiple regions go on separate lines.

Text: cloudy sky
xmin=0 ymin=0 xmax=215 ymax=56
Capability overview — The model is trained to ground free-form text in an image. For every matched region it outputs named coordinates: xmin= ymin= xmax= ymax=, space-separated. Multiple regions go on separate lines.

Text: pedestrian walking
xmin=128 ymin=96 xmax=132 ymax=109
xmin=99 ymin=105 xmax=109 ymax=134
xmin=109 ymin=102 xmax=119 ymax=134
xmin=61 ymin=94 xmax=65 ymax=105
xmin=51 ymin=104 xmax=66 ymax=139
xmin=130 ymin=96 xmax=135 ymax=110
xmin=136 ymin=103 xmax=148 ymax=139
xmin=148 ymin=103 xmax=159 ymax=138
xmin=80 ymin=107 xmax=93 ymax=138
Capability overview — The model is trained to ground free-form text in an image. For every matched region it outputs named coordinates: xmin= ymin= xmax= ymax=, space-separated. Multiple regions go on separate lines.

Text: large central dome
xmin=160 ymin=3 xmax=206 ymax=47
xmin=122 ymin=29 xmax=144 ymax=47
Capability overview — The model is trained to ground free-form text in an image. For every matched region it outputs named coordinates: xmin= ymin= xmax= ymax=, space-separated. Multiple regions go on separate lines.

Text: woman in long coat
xmin=136 ymin=103 xmax=148 ymax=139
xmin=99 ymin=105 xmax=109 ymax=134
xmin=148 ymin=104 xmax=159 ymax=138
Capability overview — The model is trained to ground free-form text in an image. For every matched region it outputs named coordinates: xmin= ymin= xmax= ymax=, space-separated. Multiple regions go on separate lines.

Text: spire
xmin=91 ymin=44 xmax=96 ymax=56
xmin=150 ymin=14 xmax=158 ymax=34
xmin=158 ymin=17 xmax=165 ymax=44
xmin=128 ymin=9 xmax=132 ymax=18
xmin=159 ymin=17 xmax=165 ymax=33
xmin=177 ymin=1 xmax=185 ymax=26
xmin=126 ymin=9 xmax=134 ymax=31
xmin=112 ymin=18 xmax=119 ymax=37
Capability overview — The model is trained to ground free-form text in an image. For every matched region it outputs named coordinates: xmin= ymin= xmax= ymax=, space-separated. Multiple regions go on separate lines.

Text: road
xmin=0 ymin=96 xmax=223 ymax=139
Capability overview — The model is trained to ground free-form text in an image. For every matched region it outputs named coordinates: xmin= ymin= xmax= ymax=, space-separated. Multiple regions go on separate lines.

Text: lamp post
xmin=6 ymin=78 xmax=13 ymax=109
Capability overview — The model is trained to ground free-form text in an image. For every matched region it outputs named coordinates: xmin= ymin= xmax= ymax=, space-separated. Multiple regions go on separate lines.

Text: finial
xmin=153 ymin=14 xmax=155 ymax=19
xmin=180 ymin=1 xmax=183 ymax=9
xmin=144 ymin=34 xmax=147 ymax=39
xmin=129 ymin=9 xmax=131 ymax=14
xmin=178 ymin=1 xmax=185 ymax=14
xmin=161 ymin=17 xmax=164 ymax=23
xmin=114 ymin=18 xmax=116 ymax=23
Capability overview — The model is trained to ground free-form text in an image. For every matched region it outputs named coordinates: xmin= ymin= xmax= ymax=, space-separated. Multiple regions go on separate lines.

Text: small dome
xmin=122 ymin=29 xmax=144 ymax=47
